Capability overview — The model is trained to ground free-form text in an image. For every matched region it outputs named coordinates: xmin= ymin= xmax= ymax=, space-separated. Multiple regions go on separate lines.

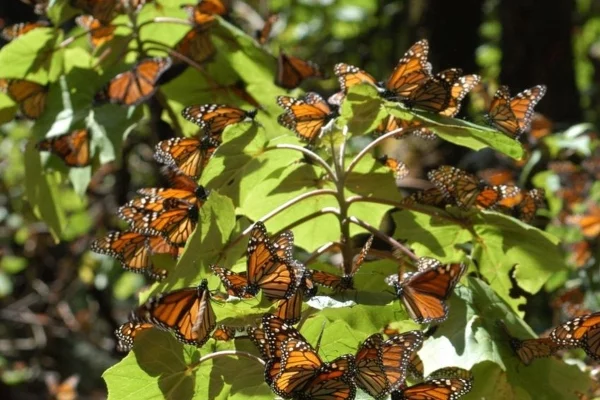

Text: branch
xmin=348 ymin=216 xmax=418 ymax=262
xmin=270 ymin=208 xmax=340 ymax=239
xmin=346 ymin=195 xmax=472 ymax=229
xmin=215 ymin=190 xmax=338 ymax=262
xmin=196 ymin=350 xmax=265 ymax=367
xmin=345 ymin=127 xmax=416 ymax=175
xmin=268 ymin=144 xmax=337 ymax=182
xmin=305 ymin=241 xmax=341 ymax=264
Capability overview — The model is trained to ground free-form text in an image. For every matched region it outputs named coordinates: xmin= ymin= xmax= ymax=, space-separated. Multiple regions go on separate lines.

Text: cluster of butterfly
xmin=272 ymin=39 xmax=547 ymax=145
xmin=501 ymin=311 xmax=600 ymax=367
xmin=0 ymin=0 xmax=325 ymax=122
xmin=89 ymin=101 xmax=259 ymax=278
xmin=403 ymin=165 xmax=546 ymax=223
xmin=109 ymin=218 xmax=474 ymax=399
xmin=249 ymin=314 xmax=473 ymax=400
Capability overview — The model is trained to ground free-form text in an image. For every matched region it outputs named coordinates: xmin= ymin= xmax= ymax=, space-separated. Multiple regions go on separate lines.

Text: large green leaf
xmin=392 ymin=208 xmax=567 ymax=313
xmin=419 ymin=278 xmax=591 ymax=400
xmin=0 ymin=28 xmax=64 ymax=82
xmin=23 ymin=142 xmax=67 ymax=241
xmin=384 ymin=105 xmax=524 ymax=160
xmin=201 ymin=122 xmax=303 ymax=208
xmin=160 ymin=191 xmax=236 ymax=289
xmin=103 ymin=330 xmax=271 ymax=400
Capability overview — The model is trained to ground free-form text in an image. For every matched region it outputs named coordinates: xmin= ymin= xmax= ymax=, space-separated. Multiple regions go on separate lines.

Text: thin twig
xmin=216 ymin=190 xmax=338 ymax=263
xmin=305 ymin=241 xmax=341 ymax=264
xmin=269 ymin=144 xmax=337 ymax=182
xmin=270 ymin=208 xmax=341 ymax=240
xmin=346 ymin=127 xmax=416 ymax=175
xmin=196 ymin=350 xmax=265 ymax=366
xmin=348 ymin=216 xmax=418 ymax=261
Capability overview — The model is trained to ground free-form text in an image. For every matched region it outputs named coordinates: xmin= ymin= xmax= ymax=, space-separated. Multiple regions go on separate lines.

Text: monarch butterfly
xmin=381 ymin=39 xmax=431 ymax=100
xmin=402 ymin=187 xmax=448 ymax=208
xmin=428 ymin=165 xmax=501 ymax=209
xmin=550 ymin=312 xmax=600 ymax=360
xmin=94 ymin=57 xmax=172 ymax=106
xmin=274 ymin=266 xmax=316 ymax=324
xmin=0 ymin=79 xmax=48 ymax=119
xmin=374 ymin=115 xmax=436 ymax=140
xmin=403 ymin=69 xmax=479 ymax=116
xmin=256 ymin=13 xmax=278 ymax=45
xmin=212 ymin=325 xmax=236 ymax=341
xmin=438 ymin=74 xmax=481 ymax=117
xmin=511 ymin=337 xmax=562 ymax=365
xmin=310 ymin=235 xmax=374 ymax=291
xmin=133 ymin=279 xmax=217 ymax=346
xmin=114 ymin=320 xmax=153 ymax=352
xmin=273 ymin=337 xmax=357 ymax=399
xmin=387 ymin=257 xmax=466 ymax=323
xmin=514 ymin=188 xmax=545 ymax=222
xmin=256 ymin=314 xmax=307 ymax=386
xmin=72 ymin=0 xmax=118 ymax=24
xmin=118 ymin=179 xmax=208 ymax=246
xmin=407 ymin=352 xmax=424 ymax=381
xmin=118 ymin=200 xmax=201 ymax=246
xmin=391 ymin=378 xmax=473 ymax=400
xmin=90 ymin=230 xmax=178 ymax=279
xmin=355 ymin=331 xmax=424 ymax=398
xmin=154 ymin=136 xmax=219 ymax=179
xmin=328 ymin=63 xmax=379 ymax=106
xmin=478 ymin=168 xmax=515 ymax=186
xmin=174 ymin=26 xmax=216 ymax=65
xmin=276 ymin=52 xmax=326 ymax=89
xmin=35 ymin=129 xmax=91 ymax=167
xmin=485 ymin=85 xmax=547 ymax=138
xmin=211 ymin=222 xmax=296 ymax=300
xmin=181 ymin=104 xmax=257 ymax=139
xmin=1 ymin=21 xmax=49 ymax=41
xmin=44 ymin=374 xmax=80 ymax=400
xmin=277 ymin=92 xmax=336 ymax=143
xmin=75 ymin=15 xmax=116 ymax=49
xmin=181 ymin=0 xmax=228 ymax=26
xmin=378 ymin=156 xmax=409 ymax=180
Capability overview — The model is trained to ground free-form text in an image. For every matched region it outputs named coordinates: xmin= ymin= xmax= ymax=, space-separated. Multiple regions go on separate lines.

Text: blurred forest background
xmin=0 ymin=0 xmax=599 ymax=398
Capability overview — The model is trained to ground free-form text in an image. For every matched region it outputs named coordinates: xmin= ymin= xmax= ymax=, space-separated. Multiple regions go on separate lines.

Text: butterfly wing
xmin=276 ymin=52 xmax=325 ymax=89
xmin=394 ymin=378 xmax=473 ymax=400
xmin=384 ymin=39 xmax=431 ymax=99
xmin=114 ymin=321 xmax=153 ymax=352
xmin=398 ymin=260 xmax=465 ymax=323
xmin=355 ymin=333 xmax=388 ymax=398
xmin=210 ymin=265 xmax=251 ymax=298
xmin=154 ymin=136 xmax=219 ymax=179
xmin=36 ymin=129 xmax=91 ymax=167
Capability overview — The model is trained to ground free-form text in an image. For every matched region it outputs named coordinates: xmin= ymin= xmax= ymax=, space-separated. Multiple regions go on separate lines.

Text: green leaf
xmin=103 ymin=330 xmax=272 ymax=400
xmin=392 ymin=208 xmax=567 ymax=313
xmin=24 ymin=142 xmax=67 ymax=241
xmin=0 ymin=28 xmax=64 ymax=82
xmin=339 ymin=84 xmax=387 ymax=134
xmin=384 ymin=104 xmax=524 ymax=160
xmin=201 ymin=122 xmax=303 ymax=208
xmin=419 ymin=278 xmax=592 ymax=399
xmin=165 ymin=191 xmax=236 ymax=287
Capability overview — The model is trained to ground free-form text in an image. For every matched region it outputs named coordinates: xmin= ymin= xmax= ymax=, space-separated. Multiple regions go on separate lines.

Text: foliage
xmin=1 ymin=0 xmax=600 ymax=399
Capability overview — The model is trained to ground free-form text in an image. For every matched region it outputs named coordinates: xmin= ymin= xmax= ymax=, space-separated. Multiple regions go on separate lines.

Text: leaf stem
xmin=305 ymin=241 xmax=341 ymax=265
xmin=195 ymin=350 xmax=264 ymax=367
xmin=345 ymin=127 xmax=415 ymax=175
xmin=270 ymin=208 xmax=340 ymax=240
xmin=269 ymin=144 xmax=337 ymax=182
xmin=139 ymin=17 xmax=192 ymax=30
xmin=347 ymin=216 xmax=418 ymax=261
xmin=215 ymin=190 xmax=337 ymax=263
